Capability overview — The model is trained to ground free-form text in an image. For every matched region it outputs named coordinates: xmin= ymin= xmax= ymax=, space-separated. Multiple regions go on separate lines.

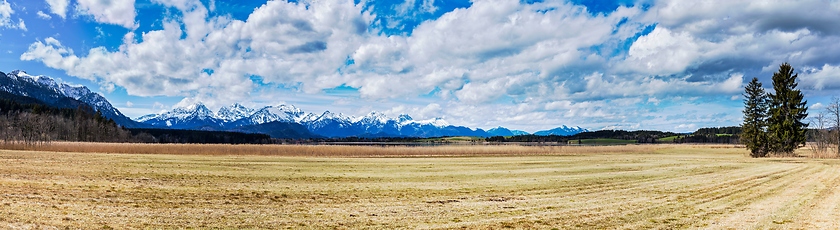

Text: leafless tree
xmin=809 ymin=112 xmax=832 ymax=157
xmin=827 ymin=97 xmax=840 ymax=157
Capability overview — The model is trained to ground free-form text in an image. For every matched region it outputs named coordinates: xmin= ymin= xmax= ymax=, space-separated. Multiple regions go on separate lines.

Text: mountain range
xmin=1 ymin=69 xmax=589 ymax=138
xmin=135 ymin=102 xmax=492 ymax=138
xmin=0 ymin=70 xmax=143 ymax=127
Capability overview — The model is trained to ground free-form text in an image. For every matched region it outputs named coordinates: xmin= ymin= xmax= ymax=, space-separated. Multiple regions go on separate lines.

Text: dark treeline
xmin=317 ymin=136 xmax=426 ymax=143
xmin=694 ymin=126 xmax=742 ymax=136
xmin=667 ymin=126 xmax=742 ymax=144
xmin=486 ymin=128 xmax=743 ymax=144
xmin=572 ymin=130 xmax=676 ymax=143
xmin=486 ymin=130 xmax=679 ymax=144
xmin=128 ymin=128 xmax=272 ymax=144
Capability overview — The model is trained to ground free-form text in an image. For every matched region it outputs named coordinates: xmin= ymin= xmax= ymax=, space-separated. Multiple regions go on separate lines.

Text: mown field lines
xmin=1 ymin=145 xmax=839 ymax=229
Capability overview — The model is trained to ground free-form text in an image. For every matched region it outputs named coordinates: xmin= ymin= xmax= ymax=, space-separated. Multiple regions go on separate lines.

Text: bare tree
xmin=809 ymin=112 xmax=832 ymax=157
xmin=827 ymin=97 xmax=840 ymax=156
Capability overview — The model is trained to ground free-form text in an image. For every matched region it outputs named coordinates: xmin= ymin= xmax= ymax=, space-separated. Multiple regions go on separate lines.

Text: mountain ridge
xmin=1 ymin=70 xmax=143 ymax=128
xmin=137 ymin=102 xmax=477 ymax=138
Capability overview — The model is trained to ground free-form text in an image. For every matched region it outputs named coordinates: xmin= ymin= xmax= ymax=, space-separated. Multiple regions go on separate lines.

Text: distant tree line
xmin=481 ymin=127 xmax=749 ymax=145
xmin=485 ymin=130 xmax=681 ymax=144
xmin=128 ymin=128 xmax=272 ymax=144
xmin=694 ymin=127 xmax=741 ymax=136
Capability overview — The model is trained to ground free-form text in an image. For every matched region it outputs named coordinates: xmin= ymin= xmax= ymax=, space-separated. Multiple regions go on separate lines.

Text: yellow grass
xmin=2 ymin=144 xmax=839 ymax=229
xmin=1 ymin=141 xmax=691 ymax=157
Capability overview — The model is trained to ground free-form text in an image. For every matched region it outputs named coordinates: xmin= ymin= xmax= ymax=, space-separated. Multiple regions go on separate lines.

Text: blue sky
xmin=1 ymin=0 xmax=839 ymax=133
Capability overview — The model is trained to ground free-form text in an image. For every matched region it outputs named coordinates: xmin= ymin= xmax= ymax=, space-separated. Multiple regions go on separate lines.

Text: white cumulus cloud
xmin=801 ymin=64 xmax=840 ymax=90
xmin=45 ymin=0 xmax=69 ymax=19
xmin=0 ymin=1 xmax=26 ymax=31
xmin=75 ymin=0 xmax=137 ymax=29
xmin=37 ymin=10 xmax=52 ymax=20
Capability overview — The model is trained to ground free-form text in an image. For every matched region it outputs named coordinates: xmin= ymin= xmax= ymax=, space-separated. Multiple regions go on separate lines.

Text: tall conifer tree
xmin=742 ymin=77 xmax=768 ymax=157
xmin=767 ymin=63 xmax=808 ymax=155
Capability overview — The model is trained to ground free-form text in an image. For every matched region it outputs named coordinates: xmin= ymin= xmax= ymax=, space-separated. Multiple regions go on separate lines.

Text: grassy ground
xmin=657 ymin=135 xmax=680 ymax=142
xmin=1 ymin=144 xmax=839 ymax=229
xmin=569 ymin=138 xmax=637 ymax=145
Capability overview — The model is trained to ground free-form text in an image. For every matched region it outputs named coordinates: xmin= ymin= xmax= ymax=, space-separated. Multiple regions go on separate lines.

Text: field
xmin=568 ymin=138 xmax=638 ymax=145
xmin=2 ymin=143 xmax=840 ymax=229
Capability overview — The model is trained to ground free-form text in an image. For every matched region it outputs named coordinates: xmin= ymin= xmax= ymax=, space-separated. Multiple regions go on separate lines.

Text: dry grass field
xmin=2 ymin=143 xmax=840 ymax=229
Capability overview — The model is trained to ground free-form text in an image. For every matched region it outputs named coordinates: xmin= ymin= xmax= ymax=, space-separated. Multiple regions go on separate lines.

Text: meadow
xmin=1 ymin=143 xmax=839 ymax=229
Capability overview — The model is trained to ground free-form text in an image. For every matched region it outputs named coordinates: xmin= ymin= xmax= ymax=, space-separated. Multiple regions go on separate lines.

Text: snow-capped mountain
xmin=136 ymin=103 xmax=223 ymax=130
xmin=136 ymin=102 xmax=484 ymax=138
xmin=533 ymin=125 xmax=589 ymax=136
xmin=0 ymin=70 xmax=140 ymax=127
xmin=217 ymin=103 xmax=254 ymax=122
xmin=228 ymin=104 xmax=305 ymax=127
xmin=487 ymin=127 xmax=531 ymax=136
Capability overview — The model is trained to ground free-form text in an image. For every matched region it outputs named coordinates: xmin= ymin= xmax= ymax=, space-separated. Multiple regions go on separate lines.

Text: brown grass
xmin=3 ymin=144 xmax=838 ymax=229
xmin=0 ymin=141 xmax=729 ymax=157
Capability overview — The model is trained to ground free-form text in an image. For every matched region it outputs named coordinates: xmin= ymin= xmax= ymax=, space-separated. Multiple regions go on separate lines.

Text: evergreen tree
xmin=742 ymin=77 xmax=768 ymax=157
xmin=767 ymin=63 xmax=808 ymax=155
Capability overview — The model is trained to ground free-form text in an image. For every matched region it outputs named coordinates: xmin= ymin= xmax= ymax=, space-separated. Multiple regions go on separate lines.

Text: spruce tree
xmin=742 ymin=77 xmax=768 ymax=157
xmin=767 ymin=63 xmax=808 ymax=155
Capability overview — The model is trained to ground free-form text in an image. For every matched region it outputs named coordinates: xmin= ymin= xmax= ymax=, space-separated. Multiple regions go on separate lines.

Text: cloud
xmin=627 ymin=0 xmax=840 ymax=77
xmin=75 ymin=0 xmax=137 ymax=29
xmin=801 ymin=64 xmax=840 ymax=90
xmin=22 ymin=0 xmax=370 ymax=108
xmin=45 ymin=0 xmax=69 ymax=19
xmin=623 ymin=27 xmax=707 ymax=75
xmin=674 ymin=123 xmax=697 ymax=132
xmin=642 ymin=0 xmax=840 ymax=38
xmin=0 ymin=0 xmax=27 ymax=31
xmin=16 ymin=18 xmax=24 ymax=31
xmin=37 ymin=11 xmax=52 ymax=20
xmin=344 ymin=0 xmax=644 ymax=103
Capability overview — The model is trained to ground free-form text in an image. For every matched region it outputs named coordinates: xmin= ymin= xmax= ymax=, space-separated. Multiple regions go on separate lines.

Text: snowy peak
xmin=136 ymin=103 xmax=222 ymax=128
xmin=316 ymin=111 xmax=351 ymax=122
xmin=357 ymin=111 xmax=391 ymax=124
xmin=534 ymin=125 xmax=589 ymax=136
xmin=175 ymin=103 xmax=214 ymax=117
xmin=275 ymin=104 xmax=303 ymax=115
xmin=398 ymin=114 xmax=413 ymax=122
xmin=135 ymin=114 xmax=159 ymax=123
xmin=411 ymin=117 xmax=449 ymax=127
xmin=152 ymin=103 xmax=216 ymax=122
xmin=240 ymin=104 xmax=306 ymax=125
xmin=217 ymin=103 xmax=254 ymax=121
xmin=60 ymin=84 xmax=93 ymax=100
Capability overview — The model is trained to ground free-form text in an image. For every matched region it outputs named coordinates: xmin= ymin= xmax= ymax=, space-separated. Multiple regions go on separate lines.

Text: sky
xmin=1 ymin=0 xmax=839 ymax=133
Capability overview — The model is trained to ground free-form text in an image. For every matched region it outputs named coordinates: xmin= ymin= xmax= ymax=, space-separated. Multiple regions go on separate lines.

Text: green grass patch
xmin=568 ymin=138 xmax=637 ymax=145
xmin=657 ymin=136 xmax=680 ymax=142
